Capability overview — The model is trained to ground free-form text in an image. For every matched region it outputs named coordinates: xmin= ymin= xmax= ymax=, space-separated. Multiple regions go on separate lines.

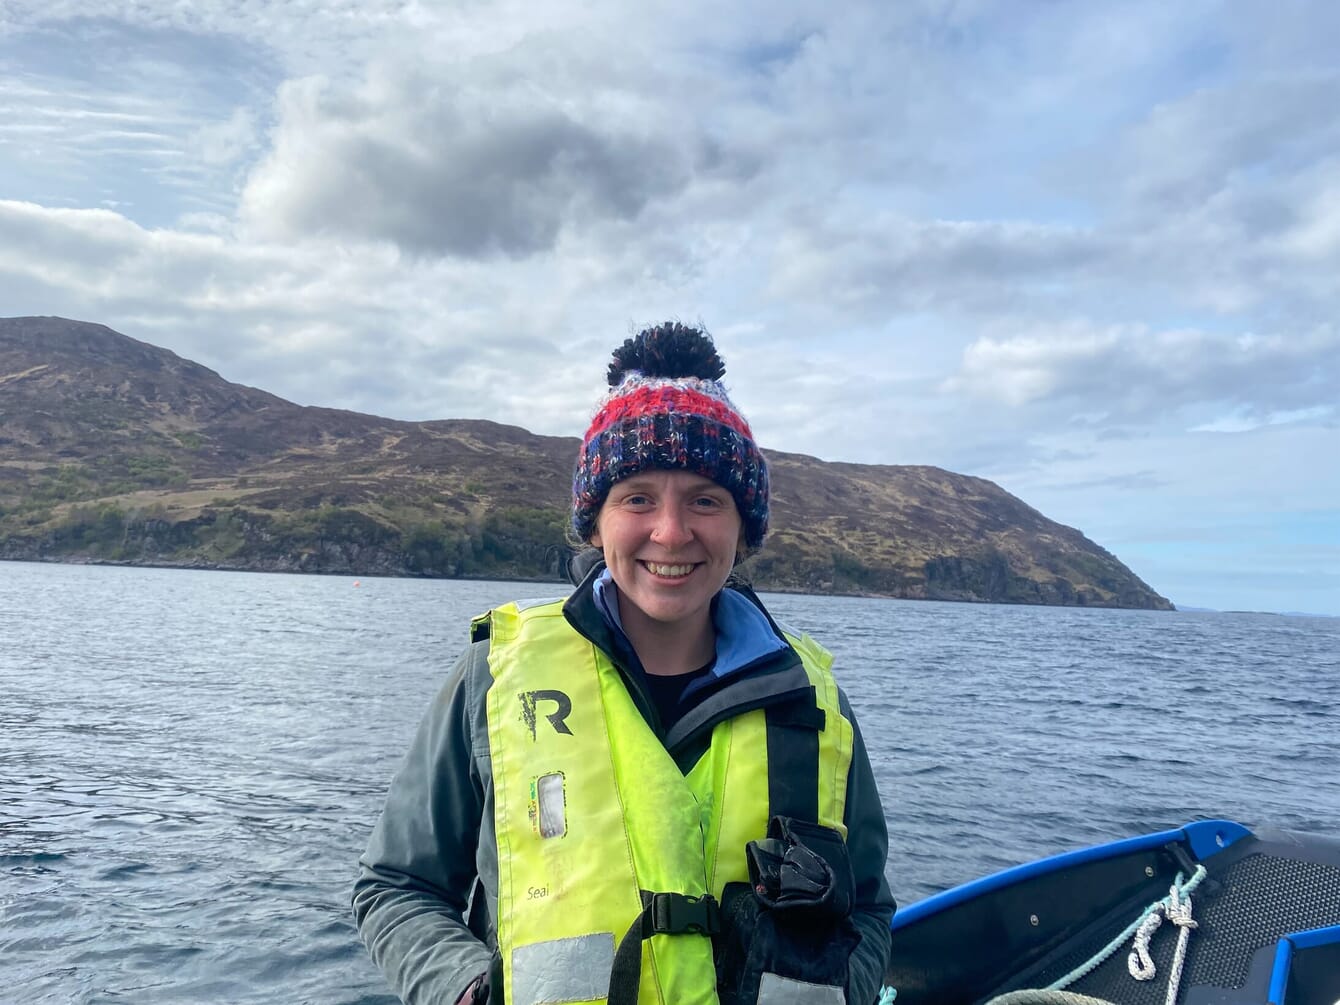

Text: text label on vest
xmin=519 ymin=689 xmax=573 ymax=739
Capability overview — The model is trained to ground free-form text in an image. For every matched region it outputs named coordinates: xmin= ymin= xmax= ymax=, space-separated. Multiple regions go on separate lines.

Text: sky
xmin=1 ymin=2 xmax=1337 ymax=616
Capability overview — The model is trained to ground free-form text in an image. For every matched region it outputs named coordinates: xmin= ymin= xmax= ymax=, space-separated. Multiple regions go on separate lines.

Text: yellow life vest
xmin=478 ymin=597 xmax=854 ymax=1005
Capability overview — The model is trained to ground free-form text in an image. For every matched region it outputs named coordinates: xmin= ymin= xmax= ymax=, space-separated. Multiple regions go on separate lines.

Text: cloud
xmin=239 ymin=72 xmax=701 ymax=258
xmin=1190 ymin=406 xmax=1333 ymax=434
xmin=1115 ymin=73 xmax=1340 ymax=212
xmin=768 ymin=214 xmax=1110 ymax=318
xmin=1034 ymin=471 xmax=1170 ymax=494
xmin=0 ymin=198 xmax=626 ymax=429
xmin=191 ymin=107 xmax=257 ymax=167
xmin=945 ymin=320 xmax=1339 ymax=430
xmin=0 ymin=198 xmax=301 ymax=308
xmin=0 ymin=16 xmax=280 ymax=224
xmin=235 ymin=8 xmax=793 ymax=260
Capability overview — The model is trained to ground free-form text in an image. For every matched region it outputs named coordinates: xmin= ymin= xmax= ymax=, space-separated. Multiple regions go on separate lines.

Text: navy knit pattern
xmin=572 ymin=414 xmax=769 ymax=551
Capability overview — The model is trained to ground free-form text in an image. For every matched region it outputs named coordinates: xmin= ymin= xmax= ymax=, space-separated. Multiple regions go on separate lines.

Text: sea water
xmin=2 ymin=561 xmax=1337 ymax=1003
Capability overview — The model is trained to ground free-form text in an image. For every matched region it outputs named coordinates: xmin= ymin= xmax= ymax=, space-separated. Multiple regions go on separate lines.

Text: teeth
xmin=646 ymin=563 xmax=694 ymax=577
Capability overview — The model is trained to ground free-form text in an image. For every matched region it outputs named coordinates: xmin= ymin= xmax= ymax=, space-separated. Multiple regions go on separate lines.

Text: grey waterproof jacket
xmin=353 ymin=571 xmax=895 ymax=1004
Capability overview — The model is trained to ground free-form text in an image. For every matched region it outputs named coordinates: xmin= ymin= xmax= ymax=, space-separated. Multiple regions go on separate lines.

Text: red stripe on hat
xmin=583 ymin=383 xmax=754 ymax=443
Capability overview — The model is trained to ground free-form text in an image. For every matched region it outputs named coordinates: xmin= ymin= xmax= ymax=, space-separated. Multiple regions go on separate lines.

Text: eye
xmin=622 ymin=493 xmax=652 ymax=507
xmin=692 ymin=494 xmax=726 ymax=509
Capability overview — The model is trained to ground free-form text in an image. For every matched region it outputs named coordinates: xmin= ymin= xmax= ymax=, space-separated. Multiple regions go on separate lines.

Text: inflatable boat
xmin=884 ymin=820 xmax=1340 ymax=1005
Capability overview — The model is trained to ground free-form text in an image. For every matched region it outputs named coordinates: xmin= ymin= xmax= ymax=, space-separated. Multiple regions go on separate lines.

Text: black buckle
xmin=647 ymin=892 xmax=721 ymax=936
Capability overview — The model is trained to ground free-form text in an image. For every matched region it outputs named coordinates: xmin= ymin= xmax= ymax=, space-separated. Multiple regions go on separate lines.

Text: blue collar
xmin=592 ymin=567 xmax=790 ymax=680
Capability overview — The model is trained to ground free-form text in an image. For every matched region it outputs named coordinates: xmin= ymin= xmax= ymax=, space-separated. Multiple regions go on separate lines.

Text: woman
xmin=354 ymin=322 xmax=894 ymax=1004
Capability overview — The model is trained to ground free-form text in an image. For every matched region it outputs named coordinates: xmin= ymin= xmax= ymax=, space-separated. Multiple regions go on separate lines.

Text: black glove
xmin=715 ymin=816 xmax=859 ymax=1005
xmin=746 ymin=815 xmax=855 ymax=918
xmin=458 ymin=950 xmax=503 ymax=1005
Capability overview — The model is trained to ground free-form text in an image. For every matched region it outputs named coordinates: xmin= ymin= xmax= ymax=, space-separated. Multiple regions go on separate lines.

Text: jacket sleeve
xmin=352 ymin=641 xmax=494 ymax=1005
xmin=840 ymin=689 xmax=895 ymax=1005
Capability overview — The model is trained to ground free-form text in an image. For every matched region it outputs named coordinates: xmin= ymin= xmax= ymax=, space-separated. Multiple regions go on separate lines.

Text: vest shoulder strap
xmin=765 ymin=694 xmax=824 ymax=823
xmin=768 ymin=628 xmax=846 ymax=829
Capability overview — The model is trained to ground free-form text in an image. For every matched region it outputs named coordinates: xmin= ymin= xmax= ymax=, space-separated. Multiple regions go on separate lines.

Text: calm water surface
xmin=2 ymin=561 xmax=1338 ymax=1003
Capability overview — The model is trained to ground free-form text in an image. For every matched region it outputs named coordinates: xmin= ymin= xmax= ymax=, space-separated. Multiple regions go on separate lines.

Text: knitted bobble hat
xmin=571 ymin=322 xmax=769 ymax=552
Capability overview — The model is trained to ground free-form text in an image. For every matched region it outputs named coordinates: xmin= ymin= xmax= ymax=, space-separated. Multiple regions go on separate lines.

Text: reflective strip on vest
xmin=512 ymin=933 xmax=615 ymax=1004
xmin=482 ymin=599 xmax=852 ymax=1005
xmin=758 ymin=973 xmax=846 ymax=1005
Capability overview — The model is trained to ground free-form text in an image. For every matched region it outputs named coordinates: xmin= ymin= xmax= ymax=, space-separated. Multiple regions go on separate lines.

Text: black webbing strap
xmin=764 ymin=691 xmax=825 ymax=824
xmin=607 ymin=890 xmax=721 ymax=1005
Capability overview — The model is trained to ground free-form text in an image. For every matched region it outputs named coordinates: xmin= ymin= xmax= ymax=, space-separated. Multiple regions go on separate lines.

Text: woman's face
xmin=591 ymin=469 xmax=742 ymax=638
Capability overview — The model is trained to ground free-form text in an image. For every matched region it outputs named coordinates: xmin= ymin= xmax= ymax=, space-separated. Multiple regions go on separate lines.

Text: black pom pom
xmin=607 ymin=321 xmax=726 ymax=386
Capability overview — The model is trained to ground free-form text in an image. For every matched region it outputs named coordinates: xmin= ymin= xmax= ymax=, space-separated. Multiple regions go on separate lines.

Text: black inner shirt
xmin=640 ymin=661 xmax=715 ymax=732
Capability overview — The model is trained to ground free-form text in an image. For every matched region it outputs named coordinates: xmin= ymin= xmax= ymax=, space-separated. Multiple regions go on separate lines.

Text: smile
xmin=642 ymin=562 xmax=697 ymax=578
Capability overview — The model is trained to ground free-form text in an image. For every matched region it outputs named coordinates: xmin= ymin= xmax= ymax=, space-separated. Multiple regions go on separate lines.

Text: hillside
xmin=0 ymin=316 xmax=1173 ymax=608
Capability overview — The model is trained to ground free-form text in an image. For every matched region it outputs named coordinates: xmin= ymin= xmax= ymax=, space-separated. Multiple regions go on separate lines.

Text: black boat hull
xmin=885 ymin=820 xmax=1340 ymax=1005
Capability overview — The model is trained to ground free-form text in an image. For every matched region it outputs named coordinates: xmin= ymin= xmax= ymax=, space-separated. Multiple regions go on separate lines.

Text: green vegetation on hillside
xmin=0 ymin=316 xmax=1174 ymax=608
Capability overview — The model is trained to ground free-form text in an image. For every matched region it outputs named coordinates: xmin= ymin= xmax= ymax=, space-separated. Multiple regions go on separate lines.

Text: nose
xmin=650 ymin=506 xmax=693 ymax=548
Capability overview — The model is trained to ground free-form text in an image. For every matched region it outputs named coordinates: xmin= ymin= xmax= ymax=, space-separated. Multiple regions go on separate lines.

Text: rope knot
xmin=1125 ymin=869 xmax=1203 ymax=1003
xmin=994 ymin=864 xmax=1210 ymax=1005
xmin=1165 ymin=886 xmax=1198 ymax=930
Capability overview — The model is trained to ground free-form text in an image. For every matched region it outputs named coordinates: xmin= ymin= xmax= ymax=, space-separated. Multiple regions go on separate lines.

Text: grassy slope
xmin=0 ymin=317 xmax=1172 ymax=608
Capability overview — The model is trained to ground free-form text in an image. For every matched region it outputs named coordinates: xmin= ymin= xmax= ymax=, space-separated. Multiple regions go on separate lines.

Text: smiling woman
xmin=352 ymin=321 xmax=895 ymax=1005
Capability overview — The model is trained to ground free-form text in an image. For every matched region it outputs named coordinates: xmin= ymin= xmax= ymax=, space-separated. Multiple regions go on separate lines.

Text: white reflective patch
xmin=536 ymin=772 xmax=566 ymax=838
xmin=515 ymin=596 xmax=567 ymax=611
xmin=512 ymin=933 xmax=614 ymax=1004
xmin=757 ymin=972 xmax=845 ymax=1005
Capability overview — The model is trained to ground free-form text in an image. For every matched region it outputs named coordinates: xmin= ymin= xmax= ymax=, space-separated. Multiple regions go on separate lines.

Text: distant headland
xmin=0 ymin=316 xmax=1173 ymax=609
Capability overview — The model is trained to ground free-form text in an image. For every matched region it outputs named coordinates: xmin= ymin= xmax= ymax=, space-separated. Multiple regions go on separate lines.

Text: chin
xmin=633 ymin=592 xmax=711 ymax=625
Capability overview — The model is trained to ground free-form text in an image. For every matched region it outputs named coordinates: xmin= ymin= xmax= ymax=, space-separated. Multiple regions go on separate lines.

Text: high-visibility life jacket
xmin=477 ymin=597 xmax=854 ymax=1005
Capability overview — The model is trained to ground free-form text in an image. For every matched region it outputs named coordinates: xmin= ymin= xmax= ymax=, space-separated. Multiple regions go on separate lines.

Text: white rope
xmin=985 ymin=992 xmax=1117 ymax=1005
xmin=980 ymin=865 xmax=1208 ymax=1005
xmin=1128 ymin=910 xmax=1164 ymax=979
xmin=1041 ymin=865 xmax=1206 ymax=991
xmin=1128 ymin=878 xmax=1198 ymax=1005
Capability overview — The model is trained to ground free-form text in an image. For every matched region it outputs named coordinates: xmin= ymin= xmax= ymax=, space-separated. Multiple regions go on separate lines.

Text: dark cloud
xmin=240 ymin=62 xmax=751 ymax=258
